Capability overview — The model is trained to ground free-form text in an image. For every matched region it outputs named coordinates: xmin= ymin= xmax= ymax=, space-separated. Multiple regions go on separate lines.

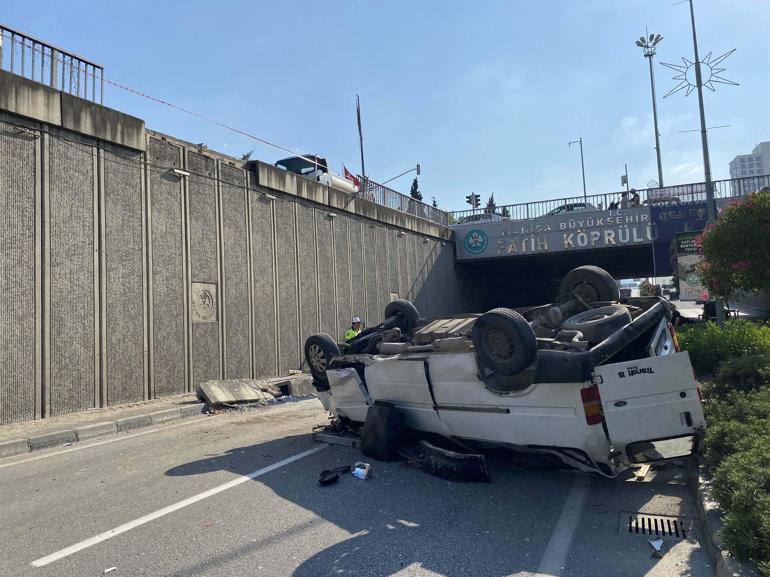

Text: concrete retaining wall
xmin=0 ymin=90 xmax=462 ymax=423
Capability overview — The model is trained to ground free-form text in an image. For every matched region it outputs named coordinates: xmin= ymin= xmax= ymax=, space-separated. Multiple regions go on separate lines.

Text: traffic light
xmin=465 ymin=193 xmax=480 ymax=208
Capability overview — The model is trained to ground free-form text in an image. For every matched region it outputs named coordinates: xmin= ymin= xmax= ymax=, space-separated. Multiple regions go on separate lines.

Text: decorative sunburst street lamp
xmin=662 ymin=50 xmax=737 ymax=98
xmin=661 ymin=0 xmax=738 ymax=324
xmin=636 ymin=31 xmax=665 ymax=188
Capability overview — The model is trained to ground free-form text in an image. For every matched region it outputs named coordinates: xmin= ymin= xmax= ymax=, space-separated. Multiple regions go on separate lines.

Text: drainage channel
xmin=619 ymin=512 xmax=694 ymax=539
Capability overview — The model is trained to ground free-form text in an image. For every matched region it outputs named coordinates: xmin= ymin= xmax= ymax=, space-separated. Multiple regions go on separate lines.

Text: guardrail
xmin=0 ymin=23 xmax=104 ymax=103
xmin=449 ymin=175 xmax=770 ymax=224
xmin=358 ymin=176 xmax=449 ymax=226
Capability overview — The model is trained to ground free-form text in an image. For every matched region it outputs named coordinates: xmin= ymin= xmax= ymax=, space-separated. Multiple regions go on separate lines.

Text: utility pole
xmin=569 ymin=138 xmax=587 ymax=202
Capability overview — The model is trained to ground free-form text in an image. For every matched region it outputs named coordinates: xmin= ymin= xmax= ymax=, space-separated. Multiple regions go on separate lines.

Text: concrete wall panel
xmin=316 ymin=216 xmax=337 ymax=337
xmin=275 ymin=201 xmax=299 ymax=373
xmin=187 ymin=152 xmax=220 ymax=385
xmin=412 ymin=238 xmax=424 ymax=312
xmin=103 ymin=149 xmax=145 ymax=404
xmin=387 ymin=229 xmax=399 ymax=298
xmin=250 ymin=191 xmax=277 ymax=377
xmin=0 ymin=120 xmax=36 ymax=423
xmin=297 ymin=204 xmax=319 ymax=346
xmin=48 ymin=136 xmax=95 ymax=414
xmin=350 ymin=220 xmax=366 ymax=324
xmin=364 ymin=224 xmax=379 ymax=326
xmin=398 ymin=233 xmax=409 ymax=301
xmin=148 ymin=138 xmax=186 ymax=397
xmin=334 ymin=217 xmax=351 ymax=340
xmin=406 ymin=234 xmax=417 ymax=301
xmin=417 ymin=242 xmax=439 ymax=317
xmin=220 ymin=164 xmax=250 ymax=378
xmin=376 ymin=226 xmax=389 ymax=313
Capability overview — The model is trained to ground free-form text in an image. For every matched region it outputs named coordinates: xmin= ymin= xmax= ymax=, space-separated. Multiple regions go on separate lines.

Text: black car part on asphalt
xmin=400 ymin=440 xmax=491 ymax=483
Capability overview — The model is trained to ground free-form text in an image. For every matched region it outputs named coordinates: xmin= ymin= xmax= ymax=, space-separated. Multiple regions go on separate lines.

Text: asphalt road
xmin=0 ymin=398 xmax=713 ymax=577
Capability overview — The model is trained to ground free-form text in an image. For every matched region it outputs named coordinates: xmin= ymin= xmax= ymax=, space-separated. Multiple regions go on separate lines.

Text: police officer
xmin=345 ymin=317 xmax=362 ymax=341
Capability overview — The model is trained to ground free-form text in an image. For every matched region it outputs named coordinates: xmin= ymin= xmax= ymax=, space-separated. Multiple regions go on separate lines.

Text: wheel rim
xmin=572 ymin=281 xmax=601 ymax=303
xmin=308 ymin=344 xmax=326 ymax=372
xmin=483 ymin=326 xmax=514 ymax=362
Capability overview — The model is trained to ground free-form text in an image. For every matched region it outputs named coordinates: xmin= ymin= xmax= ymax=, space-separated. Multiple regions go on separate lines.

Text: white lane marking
xmin=0 ymin=416 xmax=211 ymax=470
xmin=31 ymin=445 xmax=326 ymax=567
xmin=535 ymin=474 xmax=590 ymax=576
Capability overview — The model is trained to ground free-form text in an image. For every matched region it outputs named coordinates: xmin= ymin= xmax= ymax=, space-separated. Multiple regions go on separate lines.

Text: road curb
xmin=686 ymin=459 xmax=759 ymax=577
xmin=0 ymin=438 xmax=31 ymax=459
xmin=0 ymin=403 xmax=205 ymax=461
xmin=28 ymin=430 xmax=77 ymax=450
xmin=76 ymin=421 xmax=118 ymax=441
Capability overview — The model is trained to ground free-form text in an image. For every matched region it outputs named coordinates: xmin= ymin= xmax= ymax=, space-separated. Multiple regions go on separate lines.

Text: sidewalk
xmin=0 ymin=394 xmax=205 ymax=459
xmin=0 ymin=374 xmax=318 ymax=460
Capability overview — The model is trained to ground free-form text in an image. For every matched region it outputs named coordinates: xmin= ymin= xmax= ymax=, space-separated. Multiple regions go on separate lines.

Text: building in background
xmin=729 ymin=141 xmax=770 ymax=195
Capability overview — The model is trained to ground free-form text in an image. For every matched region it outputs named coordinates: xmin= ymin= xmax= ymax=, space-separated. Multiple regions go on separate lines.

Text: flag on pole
xmin=343 ymin=165 xmax=360 ymax=188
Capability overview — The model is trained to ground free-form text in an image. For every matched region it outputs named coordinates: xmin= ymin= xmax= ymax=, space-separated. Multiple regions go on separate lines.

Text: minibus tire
xmin=472 ymin=308 xmax=537 ymax=375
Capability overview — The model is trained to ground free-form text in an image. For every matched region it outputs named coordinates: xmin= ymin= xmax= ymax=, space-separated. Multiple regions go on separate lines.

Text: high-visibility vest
xmin=345 ymin=327 xmax=360 ymax=341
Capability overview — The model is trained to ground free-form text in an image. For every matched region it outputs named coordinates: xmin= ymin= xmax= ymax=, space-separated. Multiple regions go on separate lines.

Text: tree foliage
xmin=697 ymin=191 xmax=770 ymax=299
xmin=484 ymin=193 xmax=497 ymax=215
xmin=410 ymin=178 xmax=423 ymax=201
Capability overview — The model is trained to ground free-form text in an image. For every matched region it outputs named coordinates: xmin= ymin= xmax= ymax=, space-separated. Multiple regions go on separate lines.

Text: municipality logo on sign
xmin=464 ymin=229 xmax=488 ymax=254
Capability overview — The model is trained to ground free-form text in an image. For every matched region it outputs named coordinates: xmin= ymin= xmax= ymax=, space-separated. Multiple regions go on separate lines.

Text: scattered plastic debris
xmin=649 ymin=538 xmax=664 ymax=558
xmin=103 ymin=567 xmax=117 ymax=574
xmin=352 ymin=462 xmax=372 ymax=480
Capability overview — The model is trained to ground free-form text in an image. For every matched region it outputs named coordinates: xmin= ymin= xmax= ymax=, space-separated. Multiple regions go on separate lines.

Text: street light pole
xmin=569 ymin=138 xmax=587 ymax=202
xmin=687 ymin=0 xmax=724 ymax=324
xmin=381 ymin=163 xmax=421 ymax=186
xmin=688 ymin=1 xmax=714 ymax=223
xmin=648 ymin=56 xmax=664 ymax=188
xmin=636 ymin=32 xmax=664 ymax=188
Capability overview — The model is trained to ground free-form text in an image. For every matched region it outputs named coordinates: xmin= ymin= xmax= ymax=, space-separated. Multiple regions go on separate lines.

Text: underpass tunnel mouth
xmin=456 ymin=245 xmax=659 ymax=312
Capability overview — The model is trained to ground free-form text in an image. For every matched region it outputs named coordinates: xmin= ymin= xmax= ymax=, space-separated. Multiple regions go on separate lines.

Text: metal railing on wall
xmin=449 ymin=175 xmax=770 ymax=223
xmin=0 ymin=23 xmax=104 ymax=103
xmin=358 ymin=176 xmax=449 ymax=226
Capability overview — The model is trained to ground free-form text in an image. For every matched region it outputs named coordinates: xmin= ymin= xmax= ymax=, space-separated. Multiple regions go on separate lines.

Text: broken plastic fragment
xmin=352 ymin=461 xmax=372 ymax=479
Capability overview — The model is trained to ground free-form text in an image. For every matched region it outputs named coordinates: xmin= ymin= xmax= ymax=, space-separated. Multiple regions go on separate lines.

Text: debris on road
xmin=352 ymin=461 xmax=372 ymax=480
xmin=103 ymin=567 xmax=117 ymax=574
xmin=401 ymin=441 xmax=491 ymax=483
xmin=648 ymin=538 xmax=664 ymax=558
xmin=196 ymin=375 xmax=314 ymax=408
xmin=634 ymin=464 xmax=652 ymax=481
xmin=318 ymin=466 xmax=351 ymax=486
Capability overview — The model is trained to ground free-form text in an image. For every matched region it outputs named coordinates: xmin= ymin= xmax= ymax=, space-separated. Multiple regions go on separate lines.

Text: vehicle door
xmin=593 ymin=351 xmax=705 ymax=464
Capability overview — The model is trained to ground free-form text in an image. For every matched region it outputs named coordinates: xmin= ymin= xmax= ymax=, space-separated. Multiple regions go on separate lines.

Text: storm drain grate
xmin=620 ymin=512 xmax=693 ymax=539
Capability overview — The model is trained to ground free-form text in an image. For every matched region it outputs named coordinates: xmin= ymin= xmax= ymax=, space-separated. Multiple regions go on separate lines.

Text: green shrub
xmin=712 ymin=437 xmax=770 ymax=572
xmin=703 ymin=387 xmax=770 ymax=573
xmin=703 ymin=387 xmax=770 ymax=468
xmin=678 ymin=319 xmax=770 ymax=375
xmin=709 ymin=354 xmax=770 ymax=399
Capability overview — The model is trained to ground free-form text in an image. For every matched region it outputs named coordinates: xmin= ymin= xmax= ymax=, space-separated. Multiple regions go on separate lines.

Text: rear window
xmin=626 ymin=435 xmax=696 ymax=463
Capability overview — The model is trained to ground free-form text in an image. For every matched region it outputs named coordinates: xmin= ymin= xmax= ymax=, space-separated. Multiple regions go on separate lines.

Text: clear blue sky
xmin=5 ymin=0 xmax=768 ymax=210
